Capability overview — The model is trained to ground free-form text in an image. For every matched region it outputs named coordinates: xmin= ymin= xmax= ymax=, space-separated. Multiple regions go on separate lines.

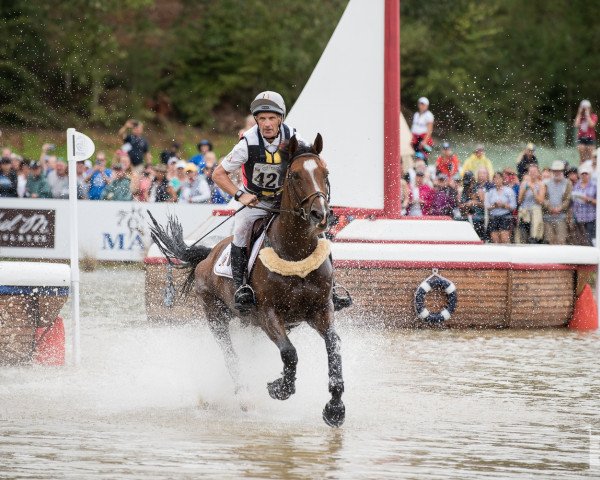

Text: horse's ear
xmin=313 ymin=133 xmax=323 ymax=155
xmin=289 ymin=134 xmax=299 ymax=157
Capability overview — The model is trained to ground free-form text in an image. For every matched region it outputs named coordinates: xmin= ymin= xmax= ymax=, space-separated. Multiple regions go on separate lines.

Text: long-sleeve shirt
xmin=572 ymin=181 xmax=597 ymax=223
xmin=179 ymin=176 xmax=211 ymax=203
xmin=485 ymin=186 xmax=516 ymax=216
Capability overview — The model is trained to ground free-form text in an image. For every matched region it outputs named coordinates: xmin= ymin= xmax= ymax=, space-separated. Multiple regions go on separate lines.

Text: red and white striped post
xmin=383 ymin=0 xmax=401 ymax=218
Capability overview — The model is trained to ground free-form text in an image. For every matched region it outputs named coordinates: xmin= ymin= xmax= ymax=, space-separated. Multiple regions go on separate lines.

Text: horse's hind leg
xmin=204 ymin=297 xmax=242 ymax=392
xmin=309 ymin=311 xmax=345 ymax=427
xmin=262 ymin=309 xmax=297 ymax=401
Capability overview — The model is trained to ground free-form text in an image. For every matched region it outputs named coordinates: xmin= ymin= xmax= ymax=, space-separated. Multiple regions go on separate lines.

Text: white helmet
xmin=250 ymin=91 xmax=286 ymax=118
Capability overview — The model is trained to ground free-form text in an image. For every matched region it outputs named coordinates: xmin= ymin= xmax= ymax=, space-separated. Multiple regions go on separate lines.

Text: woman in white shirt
xmin=411 ymin=97 xmax=434 ymax=160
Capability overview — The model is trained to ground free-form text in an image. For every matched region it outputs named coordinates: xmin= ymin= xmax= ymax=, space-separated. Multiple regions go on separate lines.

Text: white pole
xmin=66 ymin=128 xmax=81 ymax=365
xmin=590 ymin=148 xmax=600 ymax=326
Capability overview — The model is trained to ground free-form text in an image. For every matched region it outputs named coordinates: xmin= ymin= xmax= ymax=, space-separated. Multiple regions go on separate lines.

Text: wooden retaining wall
xmin=145 ymin=262 xmax=577 ymax=328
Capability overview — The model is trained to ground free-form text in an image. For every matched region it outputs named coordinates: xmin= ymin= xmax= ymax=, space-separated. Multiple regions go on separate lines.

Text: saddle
xmin=213 ymin=214 xmax=275 ymax=279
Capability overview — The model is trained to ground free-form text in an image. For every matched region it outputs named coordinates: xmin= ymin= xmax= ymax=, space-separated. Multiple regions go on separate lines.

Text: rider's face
xmin=256 ymin=113 xmax=281 ymax=139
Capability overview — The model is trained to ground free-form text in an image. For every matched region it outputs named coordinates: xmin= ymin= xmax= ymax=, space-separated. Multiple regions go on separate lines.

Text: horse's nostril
xmin=310 ymin=210 xmax=324 ymax=221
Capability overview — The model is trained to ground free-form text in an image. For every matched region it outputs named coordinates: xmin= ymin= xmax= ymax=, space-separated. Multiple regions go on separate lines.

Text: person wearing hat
xmin=435 ymin=141 xmax=460 ymax=185
xmin=429 ymin=172 xmax=458 ymax=217
xmin=460 ymin=144 xmax=494 ymax=180
xmin=169 ymin=160 xmax=188 ymax=198
xmin=189 ymin=139 xmax=213 ymax=170
xmin=571 ymin=162 xmax=597 ymax=245
xmin=574 ymin=100 xmax=597 ymax=163
xmin=179 ymin=162 xmax=211 ymax=204
xmin=408 ymin=170 xmax=433 ymax=216
xmin=458 ymin=171 xmax=486 ymax=240
xmin=149 ymin=163 xmax=177 ymax=203
xmin=101 ymin=163 xmax=133 ymax=201
xmin=0 ymin=156 xmax=18 ymax=198
xmin=516 ymin=143 xmax=538 ymax=181
xmin=25 ymin=161 xmax=52 ymax=199
xmin=410 ymin=97 xmax=434 ymax=160
xmin=541 ymin=161 xmax=572 ymax=245
xmin=213 ymin=91 xmax=351 ymax=313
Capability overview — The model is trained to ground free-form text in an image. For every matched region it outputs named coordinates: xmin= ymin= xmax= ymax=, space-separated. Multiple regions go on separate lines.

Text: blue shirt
xmin=189 ymin=154 xmax=205 ymax=170
xmin=485 ymin=186 xmax=516 ymax=216
xmin=88 ymin=168 xmax=112 ymax=200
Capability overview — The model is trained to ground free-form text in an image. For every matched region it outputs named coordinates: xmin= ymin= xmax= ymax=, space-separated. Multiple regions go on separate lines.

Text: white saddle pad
xmin=213 ymin=230 xmax=266 ymax=279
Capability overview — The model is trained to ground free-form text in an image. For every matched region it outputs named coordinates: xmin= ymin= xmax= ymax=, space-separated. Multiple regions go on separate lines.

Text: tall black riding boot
xmin=329 ymin=253 xmax=353 ymax=311
xmin=230 ymin=244 xmax=255 ymax=313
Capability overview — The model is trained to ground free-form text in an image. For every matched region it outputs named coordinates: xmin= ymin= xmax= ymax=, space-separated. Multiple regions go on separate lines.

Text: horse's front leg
xmin=262 ymin=308 xmax=297 ymax=401
xmin=310 ymin=310 xmax=345 ymax=427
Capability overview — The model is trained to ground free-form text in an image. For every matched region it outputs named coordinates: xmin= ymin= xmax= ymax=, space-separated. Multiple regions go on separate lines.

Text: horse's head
xmin=285 ymin=133 xmax=330 ymax=231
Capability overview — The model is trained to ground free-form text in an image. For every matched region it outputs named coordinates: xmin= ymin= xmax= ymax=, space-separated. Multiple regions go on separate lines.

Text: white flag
xmin=67 ymin=128 xmax=95 ymax=162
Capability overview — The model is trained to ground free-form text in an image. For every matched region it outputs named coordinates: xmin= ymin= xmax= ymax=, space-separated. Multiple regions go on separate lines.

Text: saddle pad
xmin=213 ymin=230 xmax=266 ymax=279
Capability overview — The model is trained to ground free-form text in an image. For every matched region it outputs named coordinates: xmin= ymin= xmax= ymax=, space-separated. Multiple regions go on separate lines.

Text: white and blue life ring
xmin=414 ymin=273 xmax=457 ymax=324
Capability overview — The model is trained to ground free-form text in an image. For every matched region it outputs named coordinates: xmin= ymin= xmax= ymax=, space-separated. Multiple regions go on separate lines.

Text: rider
xmin=212 ymin=91 xmax=351 ymax=313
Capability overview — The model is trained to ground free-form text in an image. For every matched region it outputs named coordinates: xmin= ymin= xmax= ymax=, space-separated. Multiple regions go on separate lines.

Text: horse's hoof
xmin=322 ymin=399 xmax=345 ymax=428
xmin=267 ymin=377 xmax=295 ymax=401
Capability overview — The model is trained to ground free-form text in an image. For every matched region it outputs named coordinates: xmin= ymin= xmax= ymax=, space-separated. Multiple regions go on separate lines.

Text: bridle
xmin=252 ymin=153 xmax=331 ymax=222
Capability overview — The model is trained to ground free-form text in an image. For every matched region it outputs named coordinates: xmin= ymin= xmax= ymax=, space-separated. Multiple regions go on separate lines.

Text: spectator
xmin=574 ymin=99 xmax=597 ymax=163
xmin=516 ymin=143 xmax=538 ymax=181
xmin=179 ymin=163 xmax=211 ymax=203
xmin=571 ymin=163 xmax=597 ymax=245
xmin=435 ymin=141 xmax=460 ymax=185
xmin=408 ymin=156 xmax=434 ymax=187
xmin=118 ymin=119 xmax=150 ymax=173
xmin=429 ymin=173 xmax=458 ymax=217
xmin=16 ymin=159 xmax=29 ymax=198
xmin=408 ymin=171 xmax=433 ymax=216
xmin=159 ymin=141 xmax=181 ymax=165
xmin=25 ymin=161 xmax=52 ymax=198
xmin=0 ymin=156 xmax=18 ymax=197
xmin=203 ymin=164 xmax=229 ymax=204
xmin=86 ymin=152 xmax=112 ymax=200
xmin=461 ymin=144 xmax=494 ymax=180
xmin=76 ymin=161 xmax=88 ymax=199
xmin=516 ymin=164 xmax=545 ymax=243
xmin=458 ymin=171 xmax=486 ymax=240
xmin=542 ymin=161 xmax=572 ymax=245
xmin=47 ymin=160 xmax=69 ymax=199
xmin=1 ymin=147 xmax=11 ymax=163
xmin=170 ymin=160 xmax=187 ymax=198
xmin=149 ymin=164 xmax=177 ymax=202
xmin=401 ymin=176 xmax=410 ymax=215
xmin=410 ymin=97 xmax=434 ymax=161
xmin=503 ymin=167 xmax=520 ymax=198
xmin=38 ymin=144 xmax=54 ymax=175
xmin=101 ymin=163 xmax=132 ymax=201
xmin=541 ymin=167 xmax=552 ymax=181
xmin=10 ymin=153 xmax=21 ymax=173
xmin=137 ymin=164 xmax=154 ymax=202
xmin=566 ymin=166 xmax=579 ymax=186
xmin=189 ymin=139 xmax=213 ymax=169
xmin=476 ymin=167 xmax=494 ymax=191
xmin=166 ymin=157 xmax=178 ymax=182
xmin=238 ymin=114 xmax=257 ymax=139
xmin=118 ymin=151 xmax=141 ymax=200
xmin=485 ymin=171 xmax=517 ymax=244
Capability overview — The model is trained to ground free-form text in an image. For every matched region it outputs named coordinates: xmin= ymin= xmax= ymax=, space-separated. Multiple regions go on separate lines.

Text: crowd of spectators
xmin=0 ymin=119 xmax=230 ymax=205
xmin=407 ymin=97 xmax=598 ymax=246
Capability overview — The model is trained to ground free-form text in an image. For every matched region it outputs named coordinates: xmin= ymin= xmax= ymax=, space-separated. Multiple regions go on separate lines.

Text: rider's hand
xmin=239 ymin=193 xmax=258 ymax=206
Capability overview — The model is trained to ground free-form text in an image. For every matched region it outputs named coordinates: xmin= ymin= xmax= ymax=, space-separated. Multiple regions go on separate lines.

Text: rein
xmin=249 ymin=153 xmax=331 ymax=221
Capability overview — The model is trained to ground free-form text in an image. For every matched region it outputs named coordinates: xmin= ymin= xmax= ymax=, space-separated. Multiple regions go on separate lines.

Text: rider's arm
xmin=213 ymin=140 xmax=257 ymax=205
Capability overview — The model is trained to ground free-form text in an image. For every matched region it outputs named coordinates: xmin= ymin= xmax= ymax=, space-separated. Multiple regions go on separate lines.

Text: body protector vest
xmin=242 ymin=124 xmax=294 ymax=197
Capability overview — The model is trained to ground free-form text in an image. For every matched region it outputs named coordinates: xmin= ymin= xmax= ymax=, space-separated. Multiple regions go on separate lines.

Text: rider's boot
xmin=230 ymin=244 xmax=255 ymax=314
xmin=329 ymin=253 xmax=352 ymax=311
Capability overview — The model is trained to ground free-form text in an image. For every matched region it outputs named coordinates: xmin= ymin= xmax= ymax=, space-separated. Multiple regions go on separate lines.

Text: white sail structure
xmin=286 ymin=0 xmax=385 ymax=210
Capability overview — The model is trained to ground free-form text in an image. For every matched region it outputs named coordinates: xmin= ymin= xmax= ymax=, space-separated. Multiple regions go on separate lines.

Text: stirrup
xmin=234 ymin=284 xmax=256 ymax=312
xmin=332 ymin=284 xmax=352 ymax=312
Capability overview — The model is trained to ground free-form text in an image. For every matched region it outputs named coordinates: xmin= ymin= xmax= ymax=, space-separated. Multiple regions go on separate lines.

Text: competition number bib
xmin=252 ymin=164 xmax=282 ymax=189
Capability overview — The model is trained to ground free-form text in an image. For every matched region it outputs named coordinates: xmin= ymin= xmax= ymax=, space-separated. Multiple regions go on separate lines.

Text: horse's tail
xmin=147 ymin=210 xmax=211 ymax=295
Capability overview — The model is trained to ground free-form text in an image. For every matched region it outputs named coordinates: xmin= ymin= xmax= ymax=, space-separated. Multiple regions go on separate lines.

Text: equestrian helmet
xmin=250 ymin=91 xmax=286 ymax=119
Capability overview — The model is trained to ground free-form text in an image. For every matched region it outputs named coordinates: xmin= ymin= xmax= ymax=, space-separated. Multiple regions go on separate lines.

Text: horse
xmin=148 ymin=134 xmax=345 ymax=427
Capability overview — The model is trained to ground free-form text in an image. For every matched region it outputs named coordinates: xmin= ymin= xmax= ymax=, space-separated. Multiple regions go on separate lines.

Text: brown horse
xmin=149 ymin=134 xmax=345 ymax=427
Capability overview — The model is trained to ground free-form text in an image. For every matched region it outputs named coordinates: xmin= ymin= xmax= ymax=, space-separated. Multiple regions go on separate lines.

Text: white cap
xmin=167 ymin=157 xmax=178 ymax=165
xmin=84 ymin=159 xmax=92 ymax=169
xmin=175 ymin=160 xmax=187 ymax=169
xmin=579 ymin=161 xmax=593 ymax=175
xmin=550 ymin=160 xmax=565 ymax=171
xmin=418 ymin=97 xmax=429 ymax=106
xmin=581 ymin=99 xmax=592 ymax=109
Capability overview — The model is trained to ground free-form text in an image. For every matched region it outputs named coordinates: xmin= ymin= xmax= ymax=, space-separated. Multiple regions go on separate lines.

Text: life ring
xmin=414 ymin=274 xmax=457 ymax=324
